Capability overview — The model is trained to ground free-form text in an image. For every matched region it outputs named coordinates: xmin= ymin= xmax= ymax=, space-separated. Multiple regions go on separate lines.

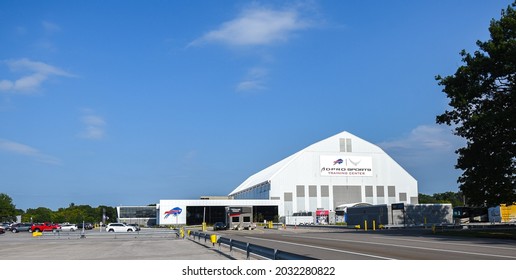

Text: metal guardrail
xmin=35 ymin=228 xmax=180 ymax=239
xmin=189 ymin=231 xmax=317 ymax=260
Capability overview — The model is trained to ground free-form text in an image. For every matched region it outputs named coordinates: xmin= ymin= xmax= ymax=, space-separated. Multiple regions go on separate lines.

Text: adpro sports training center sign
xmin=320 ymin=155 xmax=373 ymax=177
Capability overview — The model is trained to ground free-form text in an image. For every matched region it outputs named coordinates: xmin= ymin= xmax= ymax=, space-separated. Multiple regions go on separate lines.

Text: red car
xmin=30 ymin=222 xmax=60 ymax=232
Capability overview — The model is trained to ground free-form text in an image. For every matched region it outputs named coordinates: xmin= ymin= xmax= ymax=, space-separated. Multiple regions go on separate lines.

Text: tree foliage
xmin=1 ymin=193 xmax=120 ymax=224
xmin=418 ymin=192 xmax=464 ymax=207
xmin=24 ymin=207 xmax=54 ymax=223
xmin=22 ymin=204 xmax=117 ymax=224
xmin=436 ymin=2 xmax=516 ymax=207
xmin=0 ymin=193 xmax=17 ymax=222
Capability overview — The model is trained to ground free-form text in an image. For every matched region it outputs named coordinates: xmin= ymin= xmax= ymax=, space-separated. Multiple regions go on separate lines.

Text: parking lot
xmin=0 ymin=228 xmax=232 ymax=260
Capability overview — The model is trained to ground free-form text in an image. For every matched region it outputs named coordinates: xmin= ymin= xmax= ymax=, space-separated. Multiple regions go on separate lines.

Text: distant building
xmin=228 ymin=131 xmax=418 ymax=219
xmin=117 ymin=205 xmax=158 ymax=226
xmin=123 ymin=131 xmax=419 ymax=226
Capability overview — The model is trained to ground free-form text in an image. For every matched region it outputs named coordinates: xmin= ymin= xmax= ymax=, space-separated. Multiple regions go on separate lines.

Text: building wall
xmin=346 ymin=204 xmax=452 ymax=226
xmin=117 ymin=206 xmax=158 ymax=227
xmin=158 ymin=199 xmax=279 ymax=225
xmin=230 ymin=132 xmax=418 ymax=219
xmin=267 ymin=151 xmax=417 ymax=217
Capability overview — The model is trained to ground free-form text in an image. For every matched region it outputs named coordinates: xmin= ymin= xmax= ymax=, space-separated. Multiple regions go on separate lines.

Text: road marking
xmin=246 ymin=236 xmax=395 ymax=260
xmin=282 ymin=235 xmax=516 ymax=259
xmin=370 ymin=236 xmax=516 ymax=251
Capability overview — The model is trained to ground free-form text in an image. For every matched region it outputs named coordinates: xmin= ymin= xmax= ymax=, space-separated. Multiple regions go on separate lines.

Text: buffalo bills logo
xmin=333 ymin=159 xmax=343 ymax=165
xmin=164 ymin=207 xmax=182 ymax=218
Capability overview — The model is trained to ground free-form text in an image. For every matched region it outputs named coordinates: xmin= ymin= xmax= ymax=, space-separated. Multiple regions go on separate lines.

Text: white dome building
xmin=229 ymin=131 xmax=418 ymax=219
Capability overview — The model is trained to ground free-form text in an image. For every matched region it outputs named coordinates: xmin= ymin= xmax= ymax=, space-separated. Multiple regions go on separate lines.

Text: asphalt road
xmin=2 ymin=226 xmax=515 ymax=260
xmin=212 ymin=227 xmax=516 ymax=260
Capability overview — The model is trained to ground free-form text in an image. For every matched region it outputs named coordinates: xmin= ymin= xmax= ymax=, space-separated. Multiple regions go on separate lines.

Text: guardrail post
xmin=246 ymin=243 xmax=250 ymax=260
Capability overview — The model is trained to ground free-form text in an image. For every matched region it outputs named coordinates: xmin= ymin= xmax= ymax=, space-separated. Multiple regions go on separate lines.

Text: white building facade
xmin=228 ymin=131 xmax=418 ymax=219
xmin=158 ymin=199 xmax=279 ymax=225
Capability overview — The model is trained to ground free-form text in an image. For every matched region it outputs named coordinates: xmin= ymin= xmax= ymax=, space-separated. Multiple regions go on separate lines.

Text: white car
xmin=106 ymin=223 xmax=137 ymax=232
xmin=60 ymin=223 xmax=78 ymax=231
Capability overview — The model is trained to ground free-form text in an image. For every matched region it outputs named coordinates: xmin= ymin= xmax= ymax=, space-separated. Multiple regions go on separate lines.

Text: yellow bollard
xmin=32 ymin=231 xmax=42 ymax=237
xmin=373 ymin=220 xmax=376 ymax=231
xmin=210 ymin=234 xmax=218 ymax=246
xmin=364 ymin=220 xmax=368 ymax=231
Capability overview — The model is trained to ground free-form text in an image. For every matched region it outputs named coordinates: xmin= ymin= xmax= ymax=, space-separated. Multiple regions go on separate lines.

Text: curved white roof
xmin=229 ymin=131 xmax=389 ymax=196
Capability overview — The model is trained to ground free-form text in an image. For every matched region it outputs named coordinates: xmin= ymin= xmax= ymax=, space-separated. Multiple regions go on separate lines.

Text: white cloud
xmin=78 ymin=110 xmax=106 ymax=140
xmin=0 ymin=80 xmax=14 ymax=91
xmin=378 ymin=124 xmax=466 ymax=193
xmin=0 ymin=138 xmax=61 ymax=165
xmin=236 ymin=67 xmax=268 ymax=92
xmin=379 ymin=125 xmax=463 ymax=153
xmin=189 ymin=6 xmax=312 ymax=47
xmin=0 ymin=58 xmax=74 ymax=93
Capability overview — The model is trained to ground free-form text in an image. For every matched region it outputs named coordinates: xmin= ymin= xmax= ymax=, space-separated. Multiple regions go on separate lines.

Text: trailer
xmin=226 ymin=206 xmax=256 ymax=230
xmin=488 ymin=204 xmax=516 ymax=223
xmin=289 ymin=211 xmax=315 ymax=225
xmin=453 ymin=206 xmax=488 ymax=224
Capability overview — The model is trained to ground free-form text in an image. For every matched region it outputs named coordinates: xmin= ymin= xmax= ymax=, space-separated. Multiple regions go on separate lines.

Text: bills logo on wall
xmin=320 ymin=155 xmax=373 ymax=176
xmin=164 ymin=207 xmax=182 ymax=218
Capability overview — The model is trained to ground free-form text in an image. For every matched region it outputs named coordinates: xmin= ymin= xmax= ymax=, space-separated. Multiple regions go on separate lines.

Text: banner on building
xmin=320 ymin=155 xmax=373 ymax=177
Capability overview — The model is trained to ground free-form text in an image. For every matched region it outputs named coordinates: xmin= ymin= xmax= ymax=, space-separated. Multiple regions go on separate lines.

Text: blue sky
xmin=0 ymin=0 xmax=512 ymax=211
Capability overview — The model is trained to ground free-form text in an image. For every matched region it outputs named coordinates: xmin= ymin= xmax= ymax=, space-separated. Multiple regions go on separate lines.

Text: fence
xmin=34 ymin=228 xmax=180 ymax=239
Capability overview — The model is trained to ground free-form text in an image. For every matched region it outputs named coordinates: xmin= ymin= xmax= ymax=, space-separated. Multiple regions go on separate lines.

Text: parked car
xmin=213 ymin=222 xmax=227 ymax=231
xmin=10 ymin=223 xmax=32 ymax=233
xmin=128 ymin=224 xmax=141 ymax=231
xmin=59 ymin=223 xmax=78 ymax=231
xmin=106 ymin=223 xmax=137 ymax=232
xmin=31 ymin=222 xmax=60 ymax=232
xmin=0 ymin=227 xmax=4 ymax=234
xmin=1 ymin=223 xmax=11 ymax=231
xmin=76 ymin=222 xmax=94 ymax=230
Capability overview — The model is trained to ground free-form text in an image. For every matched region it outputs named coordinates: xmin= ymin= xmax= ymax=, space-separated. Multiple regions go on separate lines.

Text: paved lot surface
xmin=0 ymin=228 xmax=237 ymax=260
xmin=215 ymin=226 xmax=516 ymax=260
xmin=5 ymin=226 xmax=514 ymax=260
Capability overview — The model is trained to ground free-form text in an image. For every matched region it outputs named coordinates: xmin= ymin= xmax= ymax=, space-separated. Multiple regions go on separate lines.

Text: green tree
xmin=433 ymin=191 xmax=464 ymax=207
xmin=419 ymin=191 xmax=465 ymax=206
xmin=97 ymin=206 xmax=117 ymax=224
xmin=418 ymin=193 xmax=437 ymax=204
xmin=436 ymin=2 xmax=516 ymax=207
xmin=0 ymin=193 xmax=17 ymax=222
xmin=24 ymin=207 xmax=54 ymax=223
